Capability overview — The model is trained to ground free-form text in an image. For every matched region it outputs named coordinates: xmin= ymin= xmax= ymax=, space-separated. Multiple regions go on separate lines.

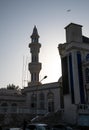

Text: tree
xmin=7 ymin=84 xmax=19 ymax=90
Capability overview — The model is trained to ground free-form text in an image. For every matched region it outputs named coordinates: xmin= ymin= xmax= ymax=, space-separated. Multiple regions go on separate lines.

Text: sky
xmin=0 ymin=0 xmax=89 ymax=88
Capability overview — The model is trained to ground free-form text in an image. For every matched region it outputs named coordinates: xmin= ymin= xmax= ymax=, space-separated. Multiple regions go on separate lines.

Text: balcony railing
xmin=77 ymin=104 xmax=89 ymax=114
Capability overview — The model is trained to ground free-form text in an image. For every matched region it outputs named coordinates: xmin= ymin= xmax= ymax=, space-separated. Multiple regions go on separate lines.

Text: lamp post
xmin=40 ymin=76 xmax=47 ymax=82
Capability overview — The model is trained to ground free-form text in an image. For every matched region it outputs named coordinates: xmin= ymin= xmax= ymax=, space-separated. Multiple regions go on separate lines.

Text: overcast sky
xmin=0 ymin=0 xmax=89 ymax=88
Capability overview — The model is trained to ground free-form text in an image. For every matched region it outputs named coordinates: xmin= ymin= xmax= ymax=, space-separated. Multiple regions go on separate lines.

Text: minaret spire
xmin=31 ymin=25 xmax=39 ymax=43
xmin=28 ymin=26 xmax=42 ymax=86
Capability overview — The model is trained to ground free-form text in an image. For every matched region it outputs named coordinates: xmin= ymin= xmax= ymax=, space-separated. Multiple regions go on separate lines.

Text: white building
xmin=58 ymin=23 xmax=89 ymax=126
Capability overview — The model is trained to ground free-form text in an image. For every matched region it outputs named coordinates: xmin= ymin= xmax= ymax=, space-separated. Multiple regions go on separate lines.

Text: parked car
xmin=25 ymin=123 xmax=51 ymax=130
xmin=52 ymin=124 xmax=73 ymax=130
xmin=10 ymin=128 xmax=22 ymax=130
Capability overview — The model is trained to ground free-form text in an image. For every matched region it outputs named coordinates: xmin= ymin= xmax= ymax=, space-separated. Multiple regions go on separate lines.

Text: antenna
xmin=22 ymin=56 xmax=24 ymax=88
xmin=23 ymin=56 xmax=30 ymax=87
xmin=22 ymin=56 xmax=29 ymax=88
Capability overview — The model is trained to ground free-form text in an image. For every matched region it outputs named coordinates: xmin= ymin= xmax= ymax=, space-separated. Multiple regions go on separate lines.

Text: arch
xmin=11 ymin=103 xmax=17 ymax=112
xmin=11 ymin=103 xmax=17 ymax=106
xmin=31 ymin=93 xmax=37 ymax=109
xmin=47 ymin=92 xmax=54 ymax=112
xmin=1 ymin=102 xmax=8 ymax=112
xmin=39 ymin=92 xmax=45 ymax=109
xmin=1 ymin=102 xmax=8 ymax=106
xmin=39 ymin=92 xmax=45 ymax=100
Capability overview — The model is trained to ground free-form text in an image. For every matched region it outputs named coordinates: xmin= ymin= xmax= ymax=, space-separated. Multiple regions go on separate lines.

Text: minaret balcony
xmin=28 ymin=62 xmax=42 ymax=72
xmin=29 ymin=42 xmax=41 ymax=53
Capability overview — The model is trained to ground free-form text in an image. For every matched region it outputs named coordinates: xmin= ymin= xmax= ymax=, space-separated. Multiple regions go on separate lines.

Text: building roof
xmin=65 ymin=22 xmax=82 ymax=29
xmin=82 ymin=35 xmax=89 ymax=43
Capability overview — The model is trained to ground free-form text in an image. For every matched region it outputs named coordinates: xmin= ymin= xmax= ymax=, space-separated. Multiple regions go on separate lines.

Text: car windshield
xmin=37 ymin=126 xmax=50 ymax=130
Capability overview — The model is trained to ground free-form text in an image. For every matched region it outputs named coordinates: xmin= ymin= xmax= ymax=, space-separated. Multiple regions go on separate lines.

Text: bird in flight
xmin=67 ymin=9 xmax=71 ymax=12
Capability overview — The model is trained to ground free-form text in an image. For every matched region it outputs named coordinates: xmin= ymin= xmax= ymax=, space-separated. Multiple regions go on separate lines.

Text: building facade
xmin=58 ymin=23 xmax=89 ymax=126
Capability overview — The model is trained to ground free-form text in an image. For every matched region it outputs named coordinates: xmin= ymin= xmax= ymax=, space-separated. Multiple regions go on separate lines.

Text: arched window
xmin=11 ymin=103 xmax=17 ymax=112
xmin=39 ymin=92 xmax=45 ymax=109
xmin=31 ymin=94 xmax=37 ymax=109
xmin=47 ymin=92 xmax=54 ymax=112
xmin=1 ymin=103 xmax=8 ymax=113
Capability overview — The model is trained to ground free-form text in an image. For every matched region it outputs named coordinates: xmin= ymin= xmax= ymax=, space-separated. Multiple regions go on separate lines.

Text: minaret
xmin=28 ymin=26 xmax=42 ymax=86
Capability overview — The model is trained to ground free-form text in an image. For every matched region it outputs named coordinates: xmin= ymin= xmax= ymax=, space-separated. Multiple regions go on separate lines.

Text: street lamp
xmin=40 ymin=76 xmax=47 ymax=82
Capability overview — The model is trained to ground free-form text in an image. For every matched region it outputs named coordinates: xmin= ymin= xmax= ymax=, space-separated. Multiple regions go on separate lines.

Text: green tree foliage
xmin=7 ymin=84 xmax=19 ymax=90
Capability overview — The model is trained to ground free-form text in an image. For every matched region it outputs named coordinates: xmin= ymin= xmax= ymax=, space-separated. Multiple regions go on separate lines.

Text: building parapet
xmin=22 ymin=82 xmax=60 ymax=93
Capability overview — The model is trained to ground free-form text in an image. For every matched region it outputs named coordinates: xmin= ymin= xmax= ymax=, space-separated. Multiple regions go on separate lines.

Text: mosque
xmin=0 ymin=22 xmax=89 ymax=127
